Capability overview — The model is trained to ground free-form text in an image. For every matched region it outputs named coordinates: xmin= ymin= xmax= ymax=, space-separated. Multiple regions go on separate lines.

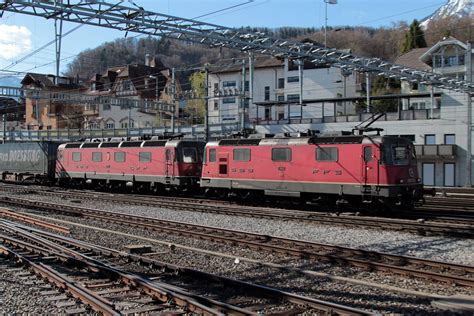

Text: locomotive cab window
xmin=391 ymin=145 xmax=410 ymax=165
xmin=316 ymin=147 xmax=338 ymax=161
xmin=139 ymin=152 xmax=151 ymax=162
xmin=72 ymin=152 xmax=81 ymax=162
xmin=209 ymin=148 xmax=216 ymax=162
xmin=272 ymin=148 xmax=291 ymax=162
xmin=233 ymin=148 xmax=251 ymax=161
xmin=92 ymin=152 xmax=102 ymax=162
xmin=165 ymin=149 xmax=171 ymax=161
xmin=114 ymin=152 xmax=126 ymax=162
xmin=182 ymin=147 xmax=197 ymax=163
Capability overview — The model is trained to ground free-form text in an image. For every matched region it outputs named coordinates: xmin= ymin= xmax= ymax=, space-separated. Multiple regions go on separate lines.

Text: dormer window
xmin=122 ymin=80 xmax=131 ymax=91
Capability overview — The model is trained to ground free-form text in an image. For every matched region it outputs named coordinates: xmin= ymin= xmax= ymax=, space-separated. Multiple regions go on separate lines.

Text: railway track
xmin=2 ymin=197 xmax=474 ymax=289
xmin=0 ymin=219 xmax=370 ymax=315
xmin=1 ymin=184 xmax=473 ymax=238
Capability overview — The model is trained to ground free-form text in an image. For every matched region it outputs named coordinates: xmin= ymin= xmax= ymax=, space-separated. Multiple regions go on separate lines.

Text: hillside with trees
xmin=64 ymin=16 xmax=472 ymax=80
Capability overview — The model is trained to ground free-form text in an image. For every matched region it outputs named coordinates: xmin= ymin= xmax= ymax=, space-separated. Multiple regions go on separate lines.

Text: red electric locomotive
xmin=201 ymin=134 xmax=424 ymax=209
xmin=56 ymin=139 xmax=205 ymax=192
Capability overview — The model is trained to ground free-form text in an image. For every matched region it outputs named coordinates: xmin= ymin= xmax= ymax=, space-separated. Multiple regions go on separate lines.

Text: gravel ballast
xmin=6 ymin=191 xmax=473 ymax=265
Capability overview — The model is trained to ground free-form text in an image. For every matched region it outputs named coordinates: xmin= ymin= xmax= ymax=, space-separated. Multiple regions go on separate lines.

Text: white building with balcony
xmin=207 ymin=56 xmax=359 ymax=126
xmin=254 ymin=37 xmax=473 ymax=187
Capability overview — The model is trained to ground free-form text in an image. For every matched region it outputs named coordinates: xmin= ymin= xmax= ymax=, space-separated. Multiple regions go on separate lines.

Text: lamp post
xmin=149 ymin=75 xmax=160 ymax=126
xmin=324 ymin=0 xmax=337 ymax=48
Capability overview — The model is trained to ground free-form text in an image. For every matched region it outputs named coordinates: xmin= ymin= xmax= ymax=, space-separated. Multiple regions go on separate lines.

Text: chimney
xmin=145 ymin=54 xmax=153 ymax=67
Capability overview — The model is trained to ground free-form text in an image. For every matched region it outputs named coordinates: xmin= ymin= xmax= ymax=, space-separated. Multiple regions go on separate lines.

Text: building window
xmin=209 ymin=148 xmax=216 ymax=162
xmin=222 ymin=97 xmax=236 ymax=104
xmin=72 ymin=152 xmax=81 ymax=162
xmin=222 ymin=81 xmax=236 ymax=88
xmin=92 ymin=152 xmax=102 ymax=162
xmin=400 ymin=135 xmax=415 ymax=142
xmin=105 ymin=122 xmax=115 ymax=129
xmin=425 ymin=134 xmax=435 ymax=145
xmin=139 ymin=152 xmax=151 ymax=162
xmin=272 ymin=148 xmax=291 ymax=162
xmin=244 ymin=81 xmax=249 ymax=92
xmin=278 ymin=78 xmax=285 ymax=89
xmin=287 ymin=76 xmax=299 ymax=83
xmin=287 ymin=94 xmax=300 ymax=102
xmin=103 ymin=101 xmax=111 ymax=111
xmin=445 ymin=56 xmax=457 ymax=67
xmin=316 ymin=147 xmax=338 ymax=162
xmin=114 ymin=152 xmax=126 ymax=162
xmin=444 ymin=134 xmax=455 ymax=145
xmin=444 ymin=163 xmax=455 ymax=187
xmin=32 ymin=104 xmax=37 ymax=119
xmin=121 ymin=122 xmax=128 ymax=129
xmin=264 ymin=86 xmax=270 ymax=101
xmin=277 ymin=95 xmax=285 ymax=102
xmin=122 ymin=79 xmax=132 ymax=91
xmin=422 ymin=163 xmax=435 ymax=186
xmin=233 ymin=148 xmax=251 ymax=161
xmin=213 ymin=101 xmax=218 ymax=110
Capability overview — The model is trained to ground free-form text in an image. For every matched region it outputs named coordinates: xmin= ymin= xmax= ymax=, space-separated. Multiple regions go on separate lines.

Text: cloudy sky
xmin=0 ymin=0 xmax=446 ymax=76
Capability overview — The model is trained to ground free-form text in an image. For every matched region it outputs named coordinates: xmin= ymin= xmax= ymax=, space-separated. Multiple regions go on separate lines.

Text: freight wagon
xmin=0 ymin=141 xmax=60 ymax=184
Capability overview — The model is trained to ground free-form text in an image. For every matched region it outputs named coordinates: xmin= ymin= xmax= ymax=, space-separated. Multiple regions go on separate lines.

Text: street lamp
xmin=324 ymin=0 xmax=337 ymax=48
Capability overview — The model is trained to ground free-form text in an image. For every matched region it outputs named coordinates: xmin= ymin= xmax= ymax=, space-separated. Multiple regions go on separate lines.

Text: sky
xmin=0 ymin=0 xmax=449 ymax=78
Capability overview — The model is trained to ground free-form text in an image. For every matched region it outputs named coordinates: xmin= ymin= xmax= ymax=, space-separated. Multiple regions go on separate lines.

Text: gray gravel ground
xmin=8 ymin=191 xmax=474 ymax=265
xmin=0 ymin=257 xmax=91 ymax=314
xmin=39 ymin=217 xmax=451 ymax=314
xmin=1 ymin=190 xmax=473 ymax=314
xmin=10 ymin=209 xmax=467 ymax=314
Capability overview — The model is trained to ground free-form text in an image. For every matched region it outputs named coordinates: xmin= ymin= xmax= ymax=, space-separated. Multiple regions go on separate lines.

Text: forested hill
xmin=64 ymin=17 xmax=472 ymax=80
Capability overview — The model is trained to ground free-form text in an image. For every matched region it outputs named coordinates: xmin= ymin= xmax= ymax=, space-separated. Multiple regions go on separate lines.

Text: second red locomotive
xmin=56 ymin=139 xmax=205 ymax=193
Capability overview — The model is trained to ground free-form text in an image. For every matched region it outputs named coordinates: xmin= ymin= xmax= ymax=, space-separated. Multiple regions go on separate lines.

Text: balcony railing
xmin=415 ymin=144 xmax=457 ymax=160
xmin=253 ymin=108 xmax=441 ymax=125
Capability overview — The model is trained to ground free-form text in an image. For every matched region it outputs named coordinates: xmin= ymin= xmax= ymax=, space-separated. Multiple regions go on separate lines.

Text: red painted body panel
xmin=57 ymin=142 xmax=203 ymax=182
xmin=202 ymin=142 xmax=419 ymax=187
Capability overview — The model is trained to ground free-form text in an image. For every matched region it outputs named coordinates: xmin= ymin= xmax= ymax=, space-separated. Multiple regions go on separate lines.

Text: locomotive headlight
xmin=417 ymin=178 xmax=421 ymax=183
xmin=399 ymin=179 xmax=404 ymax=184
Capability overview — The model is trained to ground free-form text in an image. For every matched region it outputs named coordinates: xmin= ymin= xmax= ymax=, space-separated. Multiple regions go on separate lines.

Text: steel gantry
xmin=1 ymin=0 xmax=472 ymax=94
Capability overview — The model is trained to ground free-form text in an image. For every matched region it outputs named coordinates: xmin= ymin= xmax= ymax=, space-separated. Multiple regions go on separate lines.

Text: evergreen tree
xmin=401 ymin=19 xmax=427 ymax=53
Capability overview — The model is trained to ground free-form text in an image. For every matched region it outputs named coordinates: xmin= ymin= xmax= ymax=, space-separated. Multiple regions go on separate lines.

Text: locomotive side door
xmin=217 ymin=152 xmax=229 ymax=177
xmin=362 ymin=145 xmax=377 ymax=186
xmin=165 ymin=148 xmax=175 ymax=179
